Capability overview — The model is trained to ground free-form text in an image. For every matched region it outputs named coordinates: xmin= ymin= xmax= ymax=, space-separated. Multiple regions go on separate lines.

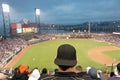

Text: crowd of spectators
xmin=1 ymin=64 xmax=120 ymax=80
xmin=91 ymin=33 xmax=120 ymax=46
xmin=0 ymin=34 xmax=53 ymax=68
xmin=34 ymin=34 xmax=53 ymax=41
xmin=0 ymin=37 xmax=28 ymax=67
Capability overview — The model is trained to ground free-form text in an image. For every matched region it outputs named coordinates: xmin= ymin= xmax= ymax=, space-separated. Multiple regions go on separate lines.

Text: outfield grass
xmin=14 ymin=39 xmax=114 ymax=70
xmin=103 ymin=50 xmax=120 ymax=61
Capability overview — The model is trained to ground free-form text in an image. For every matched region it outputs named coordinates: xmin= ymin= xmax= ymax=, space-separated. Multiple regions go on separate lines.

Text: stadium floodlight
xmin=35 ymin=8 xmax=40 ymax=33
xmin=35 ymin=8 xmax=40 ymax=15
xmin=2 ymin=3 xmax=10 ymax=13
xmin=2 ymin=3 xmax=11 ymax=36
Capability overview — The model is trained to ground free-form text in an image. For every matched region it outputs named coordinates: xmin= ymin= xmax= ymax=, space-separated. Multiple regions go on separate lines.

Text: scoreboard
xmin=11 ymin=23 xmax=38 ymax=35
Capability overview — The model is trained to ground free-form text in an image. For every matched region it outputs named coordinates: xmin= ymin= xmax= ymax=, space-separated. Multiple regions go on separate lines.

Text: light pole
xmin=2 ymin=3 xmax=10 ymax=36
xmin=88 ymin=22 xmax=90 ymax=34
xmin=35 ymin=8 xmax=40 ymax=33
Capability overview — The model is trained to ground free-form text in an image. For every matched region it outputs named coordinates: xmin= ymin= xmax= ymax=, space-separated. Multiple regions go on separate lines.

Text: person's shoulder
xmin=108 ymin=77 xmax=120 ymax=80
xmin=40 ymin=75 xmax=55 ymax=80
xmin=81 ymin=74 xmax=94 ymax=80
xmin=41 ymin=75 xmax=84 ymax=80
xmin=71 ymin=77 xmax=85 ymax=80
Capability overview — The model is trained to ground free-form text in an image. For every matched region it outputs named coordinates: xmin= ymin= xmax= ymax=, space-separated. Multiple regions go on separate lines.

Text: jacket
xmin=41 ymin=72 xmax=84 ymax=80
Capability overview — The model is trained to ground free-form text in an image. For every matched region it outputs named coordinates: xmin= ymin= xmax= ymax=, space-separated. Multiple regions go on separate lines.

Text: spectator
xmin=75 ymin=65 xmax=85 ymax=77
xmin=108 ymin=63 xmax=120 ymax=80
xmin=75 ymin=65 xmax=93 ymax=80
xmin=97 ymin=70 xmax=108 ymax=80
xmin=39 ymin=68 xmax=49 ymax=79
xmin=50 ymin=68 xmax=59 ymax=75
xmin=75 ymin=65 xmax=83 ymax=73
xmin=102 ymin=68 xmax=110 ymax=79
xmin=41 ymin=44 xmax=83 ymax=80
xmin=110 ymin=72 xmax=115 ymax=77
xmin=10 ymin=64 xmax=29 ymax=80
xmin=86 ymin=67 xmax=101 ymax=80
xmin=28 ymin=68 xmax=40 ymax=80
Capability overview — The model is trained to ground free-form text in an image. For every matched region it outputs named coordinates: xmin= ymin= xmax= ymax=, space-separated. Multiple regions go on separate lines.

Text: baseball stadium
xmin=0 ymin=1 xmax=120 ymax=80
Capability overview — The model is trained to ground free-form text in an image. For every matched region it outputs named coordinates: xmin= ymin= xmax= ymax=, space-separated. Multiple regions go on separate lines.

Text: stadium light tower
xmin=2 ymin=3 xmax=11 ymax=36
xmin=35 ymin=8 xmax=40 ymax=33
xmin=88 ymin=22 xmax=90 ymax=34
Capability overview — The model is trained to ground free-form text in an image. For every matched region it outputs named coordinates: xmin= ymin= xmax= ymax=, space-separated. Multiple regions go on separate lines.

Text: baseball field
xmin=5 ymin=39 xmax=120 ymax=71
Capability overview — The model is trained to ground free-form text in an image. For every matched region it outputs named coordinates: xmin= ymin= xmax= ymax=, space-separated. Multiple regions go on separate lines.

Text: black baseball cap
xmin=54 ymin=44 xmax=77 ymax=66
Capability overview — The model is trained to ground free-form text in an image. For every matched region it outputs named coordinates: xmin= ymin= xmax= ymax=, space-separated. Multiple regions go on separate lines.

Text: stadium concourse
xmin=0 ymin=33 xmax=120 ymax=79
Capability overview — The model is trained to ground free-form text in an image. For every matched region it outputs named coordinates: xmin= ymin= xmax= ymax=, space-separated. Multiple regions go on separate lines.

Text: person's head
xmin=54 ymin=44 xmax=77 ymax=71
xmin=110 ymin=72 xmax=115 ymax=77
xmin=54 ymin=68 xmax=58 ymax=72
xmin=103 ymin=68 xmax=110 ymax=78
xmin=86 ymin=67 xmax=99 ymax=79
xmin=89 ymin=67 xmax=98 ymax=79
xmin=18 ymin=64 xmax=29 ymax=74
xmin=41 ymin=68 xmax=48 ymax=74
xmin=75 ymin=65 xmax=83 ymax=73
xmin=117 ymin=63 xmax=120 ymax=74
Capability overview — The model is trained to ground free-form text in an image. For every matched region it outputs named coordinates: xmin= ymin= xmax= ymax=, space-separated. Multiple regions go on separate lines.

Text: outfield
xmin=13 ymin=39 xmax=120 ymax=70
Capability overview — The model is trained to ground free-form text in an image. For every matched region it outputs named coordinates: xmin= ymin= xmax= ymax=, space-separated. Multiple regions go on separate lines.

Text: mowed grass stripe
xmin=14 ymin=39 xmax=111 ymax=70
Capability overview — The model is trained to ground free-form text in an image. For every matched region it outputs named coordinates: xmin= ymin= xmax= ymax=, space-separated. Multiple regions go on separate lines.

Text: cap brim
xmin=54 ymin=58 xmax=77 ymax=66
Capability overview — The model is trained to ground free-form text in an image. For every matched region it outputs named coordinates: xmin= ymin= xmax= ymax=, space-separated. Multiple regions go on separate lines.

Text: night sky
xmin=0 ymin=0 xmax=120 ymax=24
